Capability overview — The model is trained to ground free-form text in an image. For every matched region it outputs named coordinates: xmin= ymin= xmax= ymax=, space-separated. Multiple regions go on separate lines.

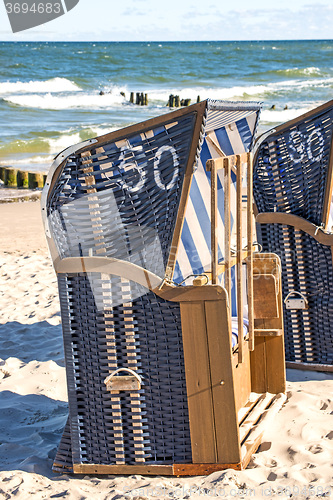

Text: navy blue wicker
xmin=254 ymin=101 xmax=333 ymax=227
xmin=259 ymin=222 xmax=333 ymax=365
xmin=254 ymin=101 xmax=333 ymax=368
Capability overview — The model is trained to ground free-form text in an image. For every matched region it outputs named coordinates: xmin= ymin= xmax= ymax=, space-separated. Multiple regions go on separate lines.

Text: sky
xmin=0 ymin=0 xmax=332 ymax=41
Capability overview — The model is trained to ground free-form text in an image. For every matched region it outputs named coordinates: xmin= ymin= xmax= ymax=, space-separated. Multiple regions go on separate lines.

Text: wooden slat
xmin=253 ymin=274 xmax=279 ymax=319
xmin=224 ymin=156 xmax=231 ymax=300
xmin=211 ymin=161 xmax=218 ymax=284
xmin=239 ymin=393 xmax=275 ymax=443
xmin=247 ymin=152 xmax=254 ymax=351
xmin=285 ymin=361 xmax=333 ymax=373
xmin=55 ymin=256 xmax=162 ymax=290
xmin=158 ymin=282 xmax=228 ymax=303
xmin=206 ymin=152 xmax=251 ymax=172
xmin=322 ymin=133 xmax=333 ymax=229
xmin=250 ymin=336 xmax=267 ymax=394
xmin=233 ymin=342 xmax=252 ymax=414
xmin=236 ymin=155 xmax=244 ymax=364
xmin=204 ymin=299 xmax=241 ymax=464
xmin=180 ymin=302 xmax=217 ymax=463
xmin=206 ymin=134 xmax=226 ymax=158
xmin=240 ymin=393 xmax=287 ymax=463
xmin=173 ymin=462 xmax=243 ymax=475
xmin=122 ymin=279 xmax=145 ymax=463
xmin=254 ymin=329 xmax=283 ymax=337
xmin=256 ymin=212 xmax=333 ymax=246
xmin=265 ymin=335 xmax=286 ymax=394
xmin=73 ymin=464 xmax=174 ymax=475
xmin=238 ymin=392 xmax=263 ymax=424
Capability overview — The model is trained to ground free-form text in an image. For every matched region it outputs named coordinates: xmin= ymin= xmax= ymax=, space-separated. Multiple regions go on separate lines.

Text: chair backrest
xmin=253 ymin=100 xmax=333 ymax=228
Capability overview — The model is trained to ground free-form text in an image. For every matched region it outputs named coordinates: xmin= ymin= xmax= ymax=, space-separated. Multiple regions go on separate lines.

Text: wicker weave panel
xmin=260 ymin=223 xmax=333 ymax=365
xmin=254 ymin=106 xmax=333 ymax=226
xmin=58 ymin=273 xmax=191 ymax=465
xmin=48 ymin=113 xmax=197 ymax=277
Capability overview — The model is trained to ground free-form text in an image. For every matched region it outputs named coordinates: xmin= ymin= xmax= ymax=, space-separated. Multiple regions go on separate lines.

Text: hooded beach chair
xmin=253 ymin=100 xmax=333 ymax=369
xmin=42 ymin=99 xmax=286 ymax=475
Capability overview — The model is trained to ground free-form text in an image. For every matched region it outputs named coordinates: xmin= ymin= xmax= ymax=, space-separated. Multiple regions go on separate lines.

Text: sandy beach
xmin=0 ymin=200 xmax=332 ymax=499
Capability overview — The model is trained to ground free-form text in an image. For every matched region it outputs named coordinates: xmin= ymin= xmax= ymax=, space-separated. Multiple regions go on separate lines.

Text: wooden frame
xmin=206 ymin=153 xmax=254 ymax=364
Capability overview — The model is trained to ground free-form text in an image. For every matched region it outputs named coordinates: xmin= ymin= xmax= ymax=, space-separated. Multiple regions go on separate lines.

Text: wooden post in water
xmin=28 ymin=172 xmax=44 ymax=189
xmin=0 ymin=166 xmax=6 ymax=182
xmin=4 ymin=168 xmax=18 ymax=187
xmin=17 ymin=170 xmax=29 ymax=188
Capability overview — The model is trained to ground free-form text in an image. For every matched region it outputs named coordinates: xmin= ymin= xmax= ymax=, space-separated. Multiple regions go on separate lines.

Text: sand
xmin=0 ymin=201 xmax=332 ymax=499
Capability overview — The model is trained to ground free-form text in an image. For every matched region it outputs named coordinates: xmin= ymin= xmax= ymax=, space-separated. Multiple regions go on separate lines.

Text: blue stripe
xmin=235 ymin=118 xmax=253 ymax=151
xmin=231 ymin=267 xmax=237 ymax=316
xmin=214 ymin=127 xmax=234 ymax=155
xmin=173 ymin=260 xmax=183 ymax=284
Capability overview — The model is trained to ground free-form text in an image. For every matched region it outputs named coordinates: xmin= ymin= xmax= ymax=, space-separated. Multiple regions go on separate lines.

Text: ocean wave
xmin=3 ymin=91 xmax=125 ymax=110
xmin=0 ymin=127 xmax=118 ymax=156
xmin=0 ymin=77 xmax=81 ymax=95
xmin=260 ymin=106 xmax=313 ymax=124
xmin=0 ymin=154 xmax=53 ymax=166
xmin=2 ymin=75 xmax=332 ymax=111
xmin=279 ymin=67 xmax=322 ymax=77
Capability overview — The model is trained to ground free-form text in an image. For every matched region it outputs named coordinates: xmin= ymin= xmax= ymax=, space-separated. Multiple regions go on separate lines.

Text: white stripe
xmin=225 ymin=122 xmax=246 ymax=154
xmin=185 ymin=197 xmax=211 ymax=271
xmin=245 ymin=113 xmax=258 ymax=139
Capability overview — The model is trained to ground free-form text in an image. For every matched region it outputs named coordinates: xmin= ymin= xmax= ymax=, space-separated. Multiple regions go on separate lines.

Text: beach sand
xmin=0 ymin=201 xmax=332 ymax=499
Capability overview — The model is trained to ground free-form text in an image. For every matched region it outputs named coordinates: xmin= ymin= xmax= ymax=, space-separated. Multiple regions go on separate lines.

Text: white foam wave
xmin=260 ymin=107 xmax=313 ymax=124
xmin=4 ymin=92 xmax=126 ymax=110
xmin=148 ymin=77 xmax=333 ymax=102
xmin=282 ymin=66 xmax=321 ymax=76
xmin=0 ymin=77 xmax=81 ymax=95
xmin=48 ymin=134 xmax=82 ymax=153
xmin=0 ymin=155 xmax=53 ymax=166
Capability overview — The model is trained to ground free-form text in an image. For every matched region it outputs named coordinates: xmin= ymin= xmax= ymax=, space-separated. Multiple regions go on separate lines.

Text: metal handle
xmin=104 ymin=368 xmax=142 ymax=392
xmin=104 ymin=368 xmax=142 ymax=385
xmin=284 ymin=291 xmax=308 ymax=305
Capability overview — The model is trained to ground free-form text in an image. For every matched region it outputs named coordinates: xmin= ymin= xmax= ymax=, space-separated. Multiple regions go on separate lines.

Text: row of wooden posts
xmin=128 ymin=92 xmax=201 ymax=108
xmin=167 ymin=95 xmax=201 ymax=108
xmin=0 ymin=166 xmax=46 ymax=189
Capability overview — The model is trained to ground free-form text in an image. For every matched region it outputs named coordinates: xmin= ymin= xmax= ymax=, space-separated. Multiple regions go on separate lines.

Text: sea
xmin=0 ymin=40 xmax=332 ymax=173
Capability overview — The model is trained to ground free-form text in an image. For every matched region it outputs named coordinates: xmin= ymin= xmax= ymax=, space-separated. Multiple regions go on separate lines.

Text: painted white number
xmin=117 ymin=145 xmax=145 ymax=194
xmin=289 ymin=127 xmax=324 ymax=164
xmin=307 ymin=128 xmax=325 ymax=162
xmin=111 ymin=143 xmax=179 ymax=194
xmin=153 ymin=145 xmax=179 ymax=191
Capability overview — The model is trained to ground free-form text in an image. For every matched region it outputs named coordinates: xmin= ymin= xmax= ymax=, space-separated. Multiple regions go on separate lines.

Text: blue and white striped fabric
xmin=173 ymin=101 xmax=261 ymax=286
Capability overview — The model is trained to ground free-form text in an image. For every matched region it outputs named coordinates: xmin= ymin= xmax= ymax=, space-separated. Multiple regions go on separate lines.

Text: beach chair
xmin=42 ymin=99 xmax=286 ymax=475
xmin=253 ymin=101 xmax=333 ymax=369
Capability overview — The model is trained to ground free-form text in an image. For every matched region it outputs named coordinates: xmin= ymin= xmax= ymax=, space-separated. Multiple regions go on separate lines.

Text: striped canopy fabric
xmin=173 ymin=101 xmax=261 ymax=289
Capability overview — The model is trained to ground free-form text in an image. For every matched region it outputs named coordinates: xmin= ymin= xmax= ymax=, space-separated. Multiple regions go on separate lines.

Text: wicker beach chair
xmin=254 ymin=100 xmax=333 ymax=369
xmin=42 ymin=99 xmax=286 ymax=475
